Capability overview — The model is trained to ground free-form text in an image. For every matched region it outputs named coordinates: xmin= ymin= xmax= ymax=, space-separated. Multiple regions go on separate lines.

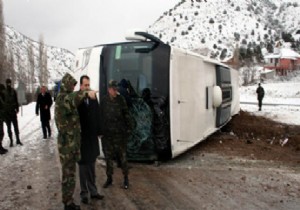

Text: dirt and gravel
xmin=0 ymin=110 xmax=299 ymax=210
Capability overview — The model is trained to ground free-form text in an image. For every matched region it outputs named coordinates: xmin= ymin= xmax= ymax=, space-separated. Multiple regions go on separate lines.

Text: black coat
xmin=78 ymin=98 xmax=101 ymax=164
xmin=256 ymin=86 xmax=265 ymax=100
xmin=36 ymin=92 xmax=53 ymax=122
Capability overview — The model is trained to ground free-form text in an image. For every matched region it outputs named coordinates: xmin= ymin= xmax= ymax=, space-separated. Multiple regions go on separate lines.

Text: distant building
xmin=264 ymin=47 xmax=300 ymax=76
xmin=260 ymin=69 xmax=276 ymax=80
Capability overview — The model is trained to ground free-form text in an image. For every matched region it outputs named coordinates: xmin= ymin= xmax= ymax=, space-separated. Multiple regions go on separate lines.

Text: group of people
xmin=0 ymin=79 xmax=23 ymax=155
xmin=1 ymin=74 xmax=133 ymax=210
xmin=55 ymin=73 xmax=133 ymax=210
xmin=1 ymin=79 xmax=54 ymax=155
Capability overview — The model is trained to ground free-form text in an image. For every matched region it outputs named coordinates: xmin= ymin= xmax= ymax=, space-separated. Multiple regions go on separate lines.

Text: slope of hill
xmin=5 ymin=25 xmax=75 ymax=84
xmin=148 ymin=0 xmax=300 ymax=60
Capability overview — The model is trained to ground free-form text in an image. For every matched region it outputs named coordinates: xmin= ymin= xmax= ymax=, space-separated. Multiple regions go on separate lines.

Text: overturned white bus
xmin=73 ymin=31 xmax=240 ymax=161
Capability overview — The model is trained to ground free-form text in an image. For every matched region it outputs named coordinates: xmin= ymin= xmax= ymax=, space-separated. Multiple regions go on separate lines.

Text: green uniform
xmin=100 ymin=94 xmax=133 ymax=176
xmin=54 ymin=73 xmax=87 ymax=205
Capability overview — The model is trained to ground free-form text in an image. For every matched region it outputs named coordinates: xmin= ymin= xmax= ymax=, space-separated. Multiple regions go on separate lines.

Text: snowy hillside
xmin=5 ymin=25 xmax=75 ymax=83
xmin=148 ymin=0 xmax=300 ymax=60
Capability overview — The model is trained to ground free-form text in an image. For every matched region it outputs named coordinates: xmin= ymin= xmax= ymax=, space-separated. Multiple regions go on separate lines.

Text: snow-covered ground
xmin=240 ymin=81 xmax=300 ymax=126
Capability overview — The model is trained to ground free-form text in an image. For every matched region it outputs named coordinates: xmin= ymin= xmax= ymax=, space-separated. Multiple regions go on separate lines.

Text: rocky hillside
xmin=5 ymin=25 xmax=75 ymax=84
xmin=148 ymin=0 xmax=300 ymax=60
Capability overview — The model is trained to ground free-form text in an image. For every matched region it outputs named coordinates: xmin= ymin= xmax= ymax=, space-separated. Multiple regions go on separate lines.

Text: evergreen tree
xmin=27 ymin=42 xmax=35 ymax=94
xmin=38 ymin=34 xmax=48 ymax=86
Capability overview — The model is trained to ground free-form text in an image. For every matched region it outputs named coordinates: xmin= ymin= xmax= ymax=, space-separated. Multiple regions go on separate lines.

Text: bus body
xmin=73 ymin=31 xmax=240 ymax=161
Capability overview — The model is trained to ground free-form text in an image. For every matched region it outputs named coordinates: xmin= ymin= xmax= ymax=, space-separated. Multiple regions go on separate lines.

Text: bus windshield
xmin=100 ymin=41 xmax=171 ymax=98
xmin=100 ymin=41 xmax=172 ymax=160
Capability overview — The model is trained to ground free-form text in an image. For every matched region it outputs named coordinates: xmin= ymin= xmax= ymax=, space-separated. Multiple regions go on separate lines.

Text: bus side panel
xmin=170 ymin=48 xmax=218 ymax=158
xmin=230 ymin=69 xmax=240 ymax=115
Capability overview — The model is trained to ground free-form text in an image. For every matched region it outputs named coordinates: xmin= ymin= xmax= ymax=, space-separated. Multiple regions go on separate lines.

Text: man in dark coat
xmin=100 ymin=80 xmax=134 ymax=189
xmin=77 ymin=75 xmax=104 ymax=204
xmin=36 ymin=86 xmax=53 ymax=139
xmin=0 ymin=84 xmax=8 ymax=154
xmin=4 ymin=78 xmax=22 ymax=146
xmin=256 ymin=83 xmax=265 ymax=111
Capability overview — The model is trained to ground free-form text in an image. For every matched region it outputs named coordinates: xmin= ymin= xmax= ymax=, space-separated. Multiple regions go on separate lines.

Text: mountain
xmin=5 ymin=25 xmax=75 ymax=85
xmin=148 ymin=0 xmax=300 ymax=61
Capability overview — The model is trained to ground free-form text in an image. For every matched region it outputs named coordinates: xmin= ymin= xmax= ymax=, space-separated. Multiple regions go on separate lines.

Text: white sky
xmin=3 ymin=0 xmax=180 ymax=53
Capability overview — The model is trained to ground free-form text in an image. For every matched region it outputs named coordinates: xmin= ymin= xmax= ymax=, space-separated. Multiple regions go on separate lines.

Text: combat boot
xmin=103 ymin=176 xmax=112 ymax=188
xmin=64 ymin=202 xmax=81 ymax=210
xmin=16 ymin=134 xmax=23 ymax=146
xmin=123 ymin=175 xmax=129 ymax=189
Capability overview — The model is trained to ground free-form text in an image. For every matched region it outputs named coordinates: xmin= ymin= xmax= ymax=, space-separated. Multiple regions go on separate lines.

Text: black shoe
xmin=103 ymin=177 xmax=112 ymax=188
xmin=81 ymin=197 xmax=88 ymax=204
xmin=91 ymin=193 xmax=104 ymax=200
xmin=123 ymin=176 xmax=129 ymax=189
xmin=64 ymin=202 xmax=81 ymax=210
xmin=9 ymin=142 xmax=13 ymax=147
xmin=0 ymin=147 xmax=8 ymax=155
xmin=43 ymin=136 xmax=47 ymax=139
xmin=16 ymin=141 xmax=23 ymax=146
xmin=0 ymin=146 xmax=8 ymax=152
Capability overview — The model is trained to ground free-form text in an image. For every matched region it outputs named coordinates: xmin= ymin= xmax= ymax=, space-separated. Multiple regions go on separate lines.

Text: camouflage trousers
xmin=102 ymin=135 xmax=128 ymax=176
xmin=57 ymin=133 xmax=81 ymax=205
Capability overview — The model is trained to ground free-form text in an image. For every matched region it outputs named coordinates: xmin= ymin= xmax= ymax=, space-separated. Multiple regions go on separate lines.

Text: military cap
xmin=108 ymin=80 xmax=118 ymax=89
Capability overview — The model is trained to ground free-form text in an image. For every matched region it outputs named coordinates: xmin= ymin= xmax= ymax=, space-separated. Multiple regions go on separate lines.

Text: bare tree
xmin=38 ymin=35 xmax=49 ymax=87
xmin=43 ymin=46 xmax=48 ymax=87
xmin=38 ymin=34 xmax=45 ymax=86
xmin=0 ymin=0 xmax=7 ymax=84
xmin=27 ymin=42 xmax=35 ymax=94
xmin=7 ymin=48 xmax=15 ymax=84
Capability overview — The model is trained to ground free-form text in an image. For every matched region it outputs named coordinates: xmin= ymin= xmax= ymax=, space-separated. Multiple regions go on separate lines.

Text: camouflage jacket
xmin=54 ymin=73 xmax=87 ymax=146
xmin=99 ymin=94 xmax=134 ymax=137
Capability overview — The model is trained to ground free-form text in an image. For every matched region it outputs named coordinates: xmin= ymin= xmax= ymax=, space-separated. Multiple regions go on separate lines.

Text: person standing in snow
xmin=0 ymin=84 xmax=8 ymax=155
xmin=100 ymin=80 xmax=133 ymax=189
xmin=36 ymin=86 xmax=53 ymax=139
xmin=54 ymin=73 xmax=98 ymax=210
xmin=256 ymin=83 xmax=265 ymax=111
xmin=77 ymin=75 xmax=104 ymax=204
xmin=4 ymin=79 xmax=22 ymax=146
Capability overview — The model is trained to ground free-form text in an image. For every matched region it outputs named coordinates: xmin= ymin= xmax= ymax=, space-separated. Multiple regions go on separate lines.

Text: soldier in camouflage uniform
xmin=55 ymin=73 xmax=97 ymax=210
xmin=100 ymin=80 xmax=134 ymax=189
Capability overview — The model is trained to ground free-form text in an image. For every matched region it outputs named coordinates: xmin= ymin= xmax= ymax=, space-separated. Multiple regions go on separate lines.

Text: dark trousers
xmin=41 ymin=120 xmax=51 ymax=138
xmin=0 ymin=120 xmax=4 ymax=145
xmin=258 ymin=99 xmax=263 ymax=110
xmin=5 ymin=117 xmax=19 ymax=139
xmin=79 ymin=162 xmax=98 ymax=198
